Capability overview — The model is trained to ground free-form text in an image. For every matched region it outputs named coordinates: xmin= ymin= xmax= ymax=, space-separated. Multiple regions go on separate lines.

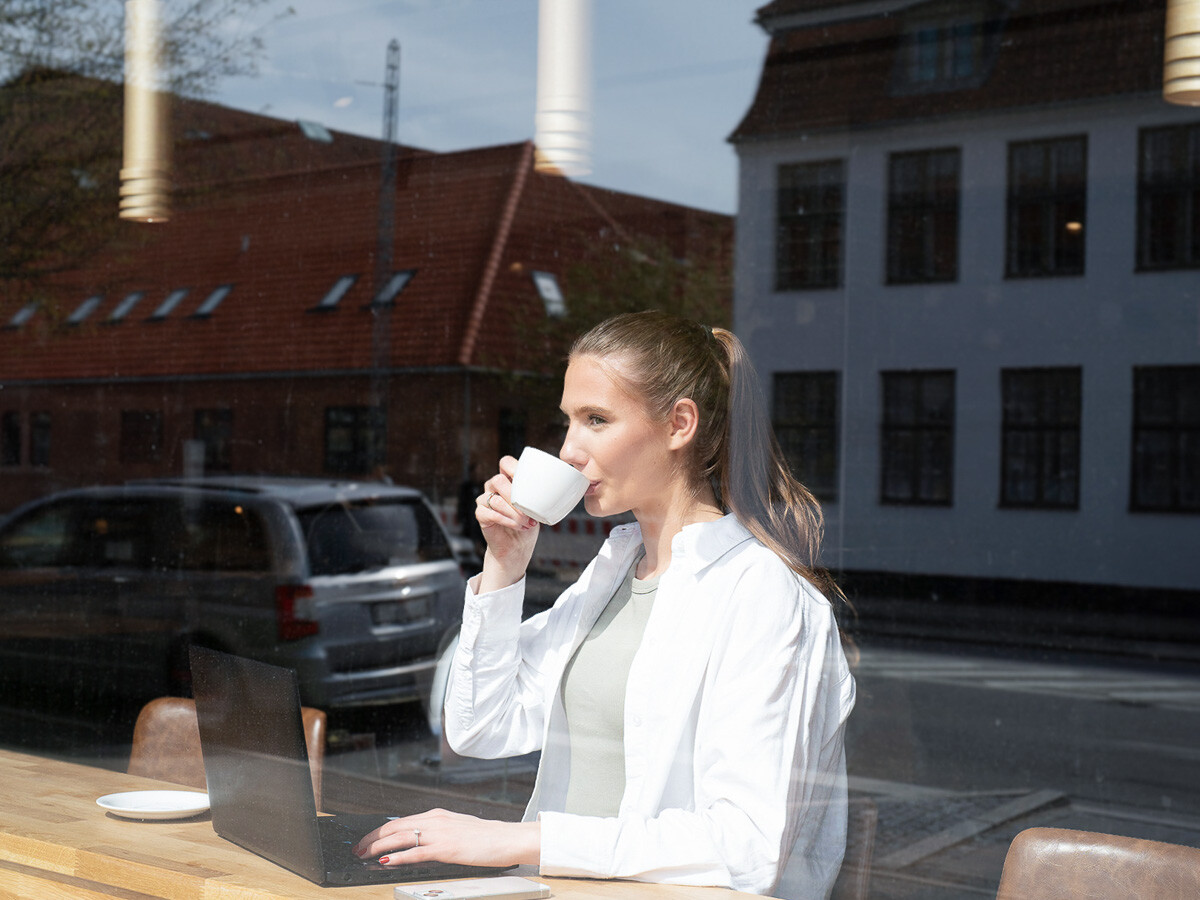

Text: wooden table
xmin=0 ymin=749 xmax=760 ymax=900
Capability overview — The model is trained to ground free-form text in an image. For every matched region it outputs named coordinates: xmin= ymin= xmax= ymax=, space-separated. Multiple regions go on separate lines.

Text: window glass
xmin=298 ymin=499 xmax=451 ymax=576
xmin=886 ymin=148 xmax=960 ymax=283
xmin=776 ymin=160 xmax=845 ymax=290
xmin=0 ymin=502 xmax=73 ymax=569
xmin=3 ymin=4 xmax=1200 ymax=897
xmin=178 ymin=499 xmax=271 ymax=571
xmin=774 ymin=371 xmax=840 ymax=500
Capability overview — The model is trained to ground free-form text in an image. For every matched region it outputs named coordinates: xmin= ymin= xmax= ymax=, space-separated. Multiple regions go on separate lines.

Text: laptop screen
xmin=190 ymin=645 xmax=327 ymax=883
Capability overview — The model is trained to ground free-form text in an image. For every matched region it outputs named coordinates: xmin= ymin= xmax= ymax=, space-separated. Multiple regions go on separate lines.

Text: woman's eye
xmin=588 ymin=415 xmax=606 ymax=426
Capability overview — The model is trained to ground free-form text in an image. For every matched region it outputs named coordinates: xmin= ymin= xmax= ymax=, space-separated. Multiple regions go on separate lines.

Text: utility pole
xmin=370 ymin=39 xmax=400 ymax=470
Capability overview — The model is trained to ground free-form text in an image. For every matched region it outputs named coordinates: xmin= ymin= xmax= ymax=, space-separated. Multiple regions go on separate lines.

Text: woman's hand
xmin=475 ymin=456 xmax=539 ymax=593
xmin=353 ymin=809 xmax=540 ymax=868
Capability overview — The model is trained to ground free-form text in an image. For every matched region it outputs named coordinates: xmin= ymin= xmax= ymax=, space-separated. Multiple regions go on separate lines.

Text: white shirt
xmin=445 ymin=515 xmax=856 ymax=897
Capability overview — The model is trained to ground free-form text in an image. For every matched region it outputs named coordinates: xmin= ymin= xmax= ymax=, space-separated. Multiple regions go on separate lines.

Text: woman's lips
xmin=585 ymin=481 xmax=600 ymax=496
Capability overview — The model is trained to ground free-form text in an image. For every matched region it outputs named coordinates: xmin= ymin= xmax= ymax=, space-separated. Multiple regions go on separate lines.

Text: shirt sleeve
xmin=443 ymin=575 xmax=551 ymax=759
xmin=536 ymin=563 xmax=854 ymax=896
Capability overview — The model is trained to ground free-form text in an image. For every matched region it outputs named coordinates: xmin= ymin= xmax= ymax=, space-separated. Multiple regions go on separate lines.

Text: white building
xmin=730 ymin=0 xmax=1198 ymax=644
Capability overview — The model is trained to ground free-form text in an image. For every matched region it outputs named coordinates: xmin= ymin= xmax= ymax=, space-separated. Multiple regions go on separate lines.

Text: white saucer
xmin=97 ymin=790 xmax=210 ymax=820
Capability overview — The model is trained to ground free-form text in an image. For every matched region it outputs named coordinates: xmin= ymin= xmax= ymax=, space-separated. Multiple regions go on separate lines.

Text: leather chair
xmin=127 ymin=696 xmax=328 ymax=810
xmin=997 ymin=827 xmax=1200 ymax=899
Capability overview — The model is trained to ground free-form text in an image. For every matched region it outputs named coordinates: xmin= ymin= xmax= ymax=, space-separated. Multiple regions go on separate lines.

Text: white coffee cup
xmin=509 ymin=446 xmax=589 ymax=526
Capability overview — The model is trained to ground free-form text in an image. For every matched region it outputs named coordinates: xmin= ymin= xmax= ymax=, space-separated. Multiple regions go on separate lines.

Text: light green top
xmin=560 ymin=552 xmax=659 ymax=817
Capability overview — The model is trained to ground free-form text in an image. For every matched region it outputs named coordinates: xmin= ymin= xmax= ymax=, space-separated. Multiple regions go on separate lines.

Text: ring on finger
xmin=486 ymin=492 xmax=497 ymax=511
xmin=413 ymin=829 xmax=421 ymax=848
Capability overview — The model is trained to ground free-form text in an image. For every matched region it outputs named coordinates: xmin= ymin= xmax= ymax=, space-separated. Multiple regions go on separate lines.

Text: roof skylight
xmin=148 ymin=288 xmax=189 ymax=321
xmin=192 ymin=284 xmax=232 ymax=318
xmin=370 ymin=270 xmax=416 ymax=307
xmin=6 ymin=302 xmax=38 ymax=330
xmin=531 ymin=271 xmax=567 ymax=317
xmin=313 ymin=274 xmax=359 ymax=311
xmin=67 ymin=295 xmax=103 ymax=325
xmin=107 ymin=291 xmax=145 ymax=323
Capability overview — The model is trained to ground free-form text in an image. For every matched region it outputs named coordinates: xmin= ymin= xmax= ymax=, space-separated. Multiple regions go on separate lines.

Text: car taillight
xmin=276 ymin=584 xmax=319 ymax=641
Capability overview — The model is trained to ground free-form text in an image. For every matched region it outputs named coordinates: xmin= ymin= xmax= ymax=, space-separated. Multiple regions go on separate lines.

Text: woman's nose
xmin=559 ymin=433 xmax=586 ymax=470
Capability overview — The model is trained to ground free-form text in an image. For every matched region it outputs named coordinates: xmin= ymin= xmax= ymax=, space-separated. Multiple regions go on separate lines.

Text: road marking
xmin=856 ymin=648 xmax=1200 ymax=711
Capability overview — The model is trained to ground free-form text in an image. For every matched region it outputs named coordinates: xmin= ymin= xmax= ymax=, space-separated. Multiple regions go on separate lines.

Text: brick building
xmin=730 ymin=0 xmax=1198 ymax=651
xmin=0 ymin=79 xmax=730 ymax=513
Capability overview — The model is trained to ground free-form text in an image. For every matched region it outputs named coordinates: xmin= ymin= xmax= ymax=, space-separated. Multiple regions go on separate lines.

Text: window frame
xmin=1005 ymin=135 xmax=1088 ymax=279
xmin=880 ymin=369 xmax=956 ymax=506
xmin=119 ymin=410 xmax=164 ymax=465
xmin=1137 ymin=123 xmax=1200 ymax=271
xmin=999 ymin=367 xmax=1082 ymax=510
xmin=323 ymin=405 xmax=387 ymax=475
xmin=886 ymin=147 xmax=961 ymax=285
xmin=775 ymin=159 xmax=846 ymax=291
xmin=1130 ymin=365 xmax=1200 ymax=513
xmin=773 ymin=371 xmax=840 ymax=501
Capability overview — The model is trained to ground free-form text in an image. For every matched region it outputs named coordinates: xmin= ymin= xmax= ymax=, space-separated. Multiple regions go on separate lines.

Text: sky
xmin=213 ymin=0 xmax=769 ymax=214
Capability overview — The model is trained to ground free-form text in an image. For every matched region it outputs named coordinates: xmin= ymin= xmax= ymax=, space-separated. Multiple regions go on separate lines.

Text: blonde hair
xmin=570 ymin=310 xmax=843 ymax=604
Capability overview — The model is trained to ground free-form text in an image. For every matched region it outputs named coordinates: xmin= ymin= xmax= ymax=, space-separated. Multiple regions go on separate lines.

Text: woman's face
xmin=558 ymin=354 xmax=677 ymax=520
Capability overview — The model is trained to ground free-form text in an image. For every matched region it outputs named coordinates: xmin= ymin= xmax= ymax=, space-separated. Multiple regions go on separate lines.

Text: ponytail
xmin=711 ymin=328 xmax=843 ymax=603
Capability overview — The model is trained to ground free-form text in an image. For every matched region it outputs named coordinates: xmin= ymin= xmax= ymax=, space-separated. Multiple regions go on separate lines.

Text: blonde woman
xmin=356 ymin=311 xmax=855 ymax=897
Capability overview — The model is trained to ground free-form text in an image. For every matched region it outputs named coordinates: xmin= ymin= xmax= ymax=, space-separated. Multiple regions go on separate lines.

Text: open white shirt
xmin=445 ymin=515 xmax=856 ymax=896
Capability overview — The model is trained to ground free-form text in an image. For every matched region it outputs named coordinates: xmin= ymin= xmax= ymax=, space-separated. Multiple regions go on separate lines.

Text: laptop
xmin=190 ymin=645 xmax=509 ymax=886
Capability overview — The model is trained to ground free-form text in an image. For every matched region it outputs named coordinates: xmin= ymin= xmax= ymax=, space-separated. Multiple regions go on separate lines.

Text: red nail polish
xmin=379 ymin=857 xmax=390 ymax=865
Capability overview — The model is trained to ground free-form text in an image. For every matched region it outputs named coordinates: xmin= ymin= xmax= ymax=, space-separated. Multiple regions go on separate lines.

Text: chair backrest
xmin=997 ymin=827 xmax=1200 ymax=900
xmin=127 ymin=696 xmax=327 ymax=810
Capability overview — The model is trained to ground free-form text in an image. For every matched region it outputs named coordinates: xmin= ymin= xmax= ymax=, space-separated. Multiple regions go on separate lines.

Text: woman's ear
xmin=667 ymin=398 xmax=701 ymax=450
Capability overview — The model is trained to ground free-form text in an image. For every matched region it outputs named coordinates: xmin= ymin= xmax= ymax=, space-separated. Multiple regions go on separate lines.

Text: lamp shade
xmin=1165 ymin=0 xmax=1200 ymax=105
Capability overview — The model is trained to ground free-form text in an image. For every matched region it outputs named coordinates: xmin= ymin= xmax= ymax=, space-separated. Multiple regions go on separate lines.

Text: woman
xmin=355 ymin=311 xmax=855 ymax=897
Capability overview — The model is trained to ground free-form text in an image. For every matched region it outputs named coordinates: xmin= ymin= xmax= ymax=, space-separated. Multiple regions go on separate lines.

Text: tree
xmin=0 ymin=0 xmax=286 ymax=308
xmin=498 ymin=226 xmax=733 ymax=426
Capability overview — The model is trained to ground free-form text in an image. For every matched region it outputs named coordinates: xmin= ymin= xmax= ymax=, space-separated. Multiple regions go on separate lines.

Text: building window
xmin=531 ymin=271 xmax=566 ymax=317
xmin=1000 ymin=368 xmax=1081 ymax=509
xmin=107 ymin=291 xmax=144 ymax=323
xmin=881 ymin=370 xmax=955 ymax=505
xmin=2 ymin=412 xmax=20 ymax=466
xmin=1006 ymin=136 xmax=1087 ymax=278
xmin=371 ymin=270 xmax=416 ymax=307
xmin=120 ymin=410 xmax=163 ymax=464
xmin=7 ymin=302 xmax=39 ymax=330
xmin=192 ymin=284 xmax=233 ymax=318
xmin=194 ymin=408 xmax=233 ymax=472
xmin=66 ymin=295 xmax=103 ymax=325
xmin=1138 ymin=124 xmax=1200 ymax=270
xmin=1131 ymin=366 xmax=1200 ymax=512
xmin=30 ymin=412 xmax=50 ymax=468
xmin=776 ymin=160 xmax=845 ymax=290
xmin=886 ymin=148 xmax=960 ymax=284
xmin=773 ymin=372 xmax=839 ymax=501
xmin=147 ymin=288 xmax=189 ymax=321
xmin=324 ymin=406 xmax=386 ymax=475
xmin=891 ymin=1 xmax=1008 ymax=94
xmin=313 ymin=274 xmax=359 ymax=311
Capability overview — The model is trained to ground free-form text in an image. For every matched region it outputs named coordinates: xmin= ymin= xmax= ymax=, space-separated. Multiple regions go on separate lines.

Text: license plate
xmin=371 ymin=596 xmax=430 ymax=626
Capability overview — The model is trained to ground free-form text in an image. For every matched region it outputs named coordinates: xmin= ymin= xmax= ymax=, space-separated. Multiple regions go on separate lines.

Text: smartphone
xmin=394 ymin=876 xmax=551 ymax=900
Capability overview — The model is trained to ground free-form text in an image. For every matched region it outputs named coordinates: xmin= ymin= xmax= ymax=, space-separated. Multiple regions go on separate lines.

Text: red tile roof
xmin=731 ymin=0 xmax=1164 ymax=142
xmin=2 ymin=84 xmax=729 ymax=383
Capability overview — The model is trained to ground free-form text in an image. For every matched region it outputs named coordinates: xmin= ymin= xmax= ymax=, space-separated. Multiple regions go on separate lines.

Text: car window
xmin=298 ymin=499 xmax=452 ymax=576
xmin=0 ymin=501 xmax=74 ymax=569
xmin=178 ymin=499 xmax=272 ymax=572
xmin=72 ymin=499 xmax=163 ymax=569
